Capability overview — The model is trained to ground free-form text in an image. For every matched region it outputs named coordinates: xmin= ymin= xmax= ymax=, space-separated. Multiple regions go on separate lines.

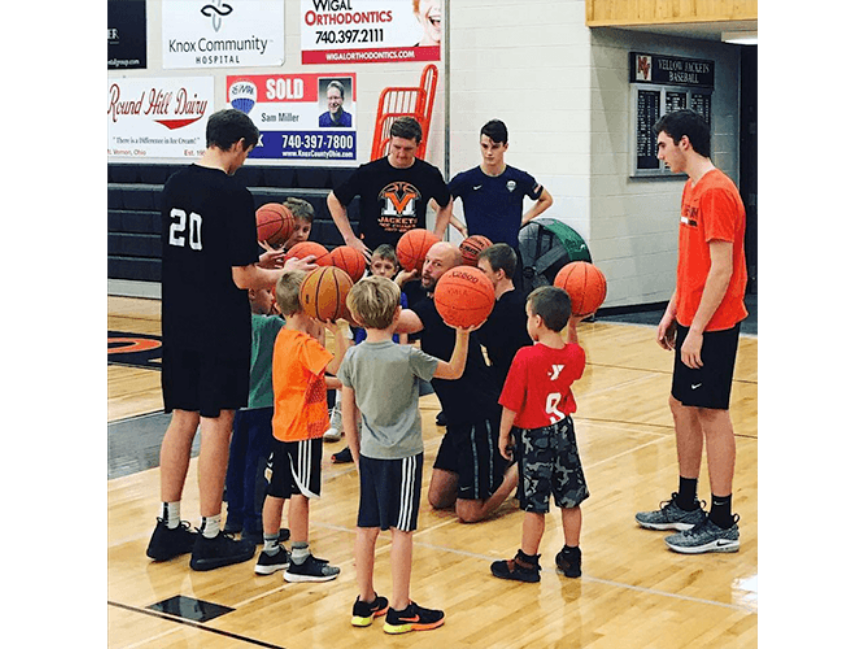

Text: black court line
xmin=108 ymin=601 xmax=286 ymax=649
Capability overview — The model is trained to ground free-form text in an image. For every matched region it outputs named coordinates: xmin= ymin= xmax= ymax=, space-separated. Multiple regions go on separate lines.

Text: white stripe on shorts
xmin=397 ymin=455 xmax=417 ymax=531
xmin=290 ymin=439 xmax=317 ymax=500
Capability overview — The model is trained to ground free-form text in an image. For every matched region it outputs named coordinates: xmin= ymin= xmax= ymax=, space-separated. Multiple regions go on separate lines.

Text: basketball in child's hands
xmin=285 ymin=241 xmax=331 ymax=266
xmin=328 ymin=245 xmax=367 ymax=282
xmin=397 ymin=229 xmax=441 ymax=272
xmin=554 ymin=261 xmax=607 ymax=317
xmin=433 ymin=266 xmax=496 ymax=328
xmin=300 ymin=266 xmax=354 ymax=322
xmin=256 ymin=203 xmax=294 ymax=248
xmin=458 ymin=234 xmax=493 ymax=266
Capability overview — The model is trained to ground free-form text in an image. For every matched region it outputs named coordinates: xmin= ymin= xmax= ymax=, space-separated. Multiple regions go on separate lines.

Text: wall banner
xmin=227 ymin=73 xmax=358 ymax=161
xmin=300 ymin=0 xmax=442 ymax=65
xmin=107 ymin=77 xmax=213 ymax=159
xmin=162 ymin=0 xmax=285 ymax=69
xmin=108 ymin=0 xmax=147 ymax=70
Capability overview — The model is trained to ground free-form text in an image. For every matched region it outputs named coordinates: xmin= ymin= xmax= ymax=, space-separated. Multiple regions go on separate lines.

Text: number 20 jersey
xmin=160 ymin=164 xmax=260 ymax=356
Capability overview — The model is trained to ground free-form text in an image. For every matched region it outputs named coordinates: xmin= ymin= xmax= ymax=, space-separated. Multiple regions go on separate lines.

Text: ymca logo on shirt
xmin=378 ymin=181 xmax=422 ymax=232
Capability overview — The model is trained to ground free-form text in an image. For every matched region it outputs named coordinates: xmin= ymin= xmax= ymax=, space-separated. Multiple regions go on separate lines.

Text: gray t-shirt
xmin=337 ymin=339 xmax=439 ymax=459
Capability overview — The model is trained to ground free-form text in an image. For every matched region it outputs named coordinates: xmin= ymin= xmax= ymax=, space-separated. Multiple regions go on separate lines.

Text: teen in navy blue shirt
xmin=447 ymin=119 xmax=553 ymax=250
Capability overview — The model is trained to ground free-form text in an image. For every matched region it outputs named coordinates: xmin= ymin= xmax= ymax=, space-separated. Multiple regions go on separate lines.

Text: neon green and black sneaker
xmin=382 ymin=601 xmax=445 ymax=634
xmin=351 ymin=594 xmax=389 ymax=627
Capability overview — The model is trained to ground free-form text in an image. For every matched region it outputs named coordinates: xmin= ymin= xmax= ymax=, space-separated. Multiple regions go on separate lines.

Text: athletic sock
xmin=263 ymin=533 xmax=281 ymax=556
xmin=161 ymin=502 xmax=181 ymax=529
xmin=709 ymin=494 xmax=733 ymax=528
xmin=676 ymin=477 xmax=699 ymax=511
xmin=291 ymin=542 xmax=311 ymax=565
xmin=201 ymin=515 xmax=221 ymax=539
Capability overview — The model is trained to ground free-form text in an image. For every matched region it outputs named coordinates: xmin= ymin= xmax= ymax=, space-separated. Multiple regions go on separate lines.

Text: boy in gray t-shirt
xmin=337 ymin=275 xmax=479 ymax=634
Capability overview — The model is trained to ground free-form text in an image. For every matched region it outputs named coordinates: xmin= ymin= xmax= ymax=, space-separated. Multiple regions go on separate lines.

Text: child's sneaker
xmin=323 ymin=426 xmax=342 ymax=442
xmin=332 ymin=447 xmax=352 ymax=463
xmin=490 ymin=549 xmax=541 ymax=583
xmin=283 ymin=554 xmax=340 ymax=582
xmin=555 ymin=546 xmax=582 ymax=578
xmin=189 ymin=531 xmax=256 ymax=571
xmin=146 ymin=518 xmax=197 ymax=561
xmin=254 ymin=544 xmax=291 ymax=575
xmin=664 ymin=515 xmax=740 ymax=554
xmin=351 ymin=594 xmax=389 ymax=627
xmin=635 ymin=493 xmax=707 ymax=531
xmin=382 ymin=601 xmax=445 ymax=634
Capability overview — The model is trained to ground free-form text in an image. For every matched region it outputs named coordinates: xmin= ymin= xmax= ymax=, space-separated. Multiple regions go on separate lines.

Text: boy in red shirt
xmin=491 ymin=286 xmax=589 ymax=582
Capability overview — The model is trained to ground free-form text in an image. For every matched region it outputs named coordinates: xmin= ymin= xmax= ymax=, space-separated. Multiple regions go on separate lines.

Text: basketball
xmin=433 ymin=266 xmax=496 ymax=328
xmin=458 ymin=234 xmax=493 ymax=266
xmin=554 ymin=261 xmax=607 ymax=317
xmin=285 ymin=241 xmax=331 ymax=266
xmin=328 ymin=245 xmax=367 ymax=283
xmin=396 ymin=228 xmax=441 ymax=272
xmin=299 ymin=265 xmax=354 ymax=322
xmin=256 ymin=203 xmax=294 ymax=248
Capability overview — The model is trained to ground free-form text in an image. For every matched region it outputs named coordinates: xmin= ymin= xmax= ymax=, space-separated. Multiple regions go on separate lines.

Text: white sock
xmin=161 ymin=502 xmax=181 ymax=529
xmin=201 ymin=515 xmax=221 ymax=539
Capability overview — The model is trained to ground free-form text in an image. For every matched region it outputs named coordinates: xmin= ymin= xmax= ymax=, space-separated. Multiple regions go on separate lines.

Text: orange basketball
xmin=285 ymin=241 xmax=331 ymax=266
xmin=458 ymin=234 xmax=493 ymax=266
xmin=256 ymin=203 xmax=294 ymax=248
xmin=299 ymin=266 xmax=354 ymax=322
xmin=553 ymin=261 xmax=607 ymax=317
xmin=328 ymin=245 xmax=367 ymax=283
xmin=433 ymin=266 xmax=496 ymax=328
xmin=396 ymin=229 xmax=441 ymax=272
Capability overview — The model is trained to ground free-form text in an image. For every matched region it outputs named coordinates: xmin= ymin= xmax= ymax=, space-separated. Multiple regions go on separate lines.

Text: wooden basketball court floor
xmin=107 ymin=295 xmax=758 ymax=648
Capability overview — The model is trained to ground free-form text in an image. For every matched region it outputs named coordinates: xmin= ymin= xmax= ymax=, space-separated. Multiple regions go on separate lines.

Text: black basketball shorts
xmin=161 ymin=346 xmax=250 ymax=418
xmin=672 ymin=322 xmax=741 ymax=410
xmin=265 ymin=438 xmax=323 ymax=500
xmin=357 ymin=453 xmax=424 ymax=532
xmin=433 ymin=413 xmax=508 ymax=501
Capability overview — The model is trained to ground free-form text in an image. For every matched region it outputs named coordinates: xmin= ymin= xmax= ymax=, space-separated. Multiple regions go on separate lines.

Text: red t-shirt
xmin=499 ymin=342 xmax=586 ymax=430
xmin=676 ymin=169 xmax=748 ymax=331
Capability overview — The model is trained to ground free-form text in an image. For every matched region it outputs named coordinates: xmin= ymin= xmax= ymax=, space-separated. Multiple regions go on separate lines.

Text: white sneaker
xmin=323 ymin=427 xmax=342 ymax=442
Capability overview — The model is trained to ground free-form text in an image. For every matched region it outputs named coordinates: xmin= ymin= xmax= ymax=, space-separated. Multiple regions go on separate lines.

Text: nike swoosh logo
xmin=691 ymin=383 xmax=702 ymax=390
xmin=399 ymin=615 xmax=420 ymax=623
xmin=473 ymin=185 xmax=482 ymax=190
xmin=716 ymin=540 xmax=736 ymax=546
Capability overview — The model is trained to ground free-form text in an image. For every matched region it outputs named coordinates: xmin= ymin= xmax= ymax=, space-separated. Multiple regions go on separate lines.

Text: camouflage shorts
xmin=514 ymin=416 xmax=589 ymax=514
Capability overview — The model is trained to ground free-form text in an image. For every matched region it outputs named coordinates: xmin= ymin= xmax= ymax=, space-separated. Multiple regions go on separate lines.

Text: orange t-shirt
xmin=271 ymin=328 xmax=333 ymax=442
xmin=676 ymin=169 xmax=748 ymax=332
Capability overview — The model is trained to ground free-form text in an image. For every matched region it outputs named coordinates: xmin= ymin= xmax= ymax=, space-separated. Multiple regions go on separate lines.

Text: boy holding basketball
xmin=491 ymin=286 xmax=589 ymax=582
xmin=337 ymin=275 xmax=475 ymax=634
xmin=253 ymin=270 xmax=349 ymax=581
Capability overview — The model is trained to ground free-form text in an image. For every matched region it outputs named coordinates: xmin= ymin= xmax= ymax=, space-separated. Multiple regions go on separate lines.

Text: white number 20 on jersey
xmin=168 ymin=208 xmax=203 ymax=250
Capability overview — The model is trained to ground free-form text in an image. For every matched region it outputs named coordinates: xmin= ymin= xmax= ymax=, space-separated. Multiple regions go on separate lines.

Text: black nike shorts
xmin=671 ymin=322 xmax=741 ymax=410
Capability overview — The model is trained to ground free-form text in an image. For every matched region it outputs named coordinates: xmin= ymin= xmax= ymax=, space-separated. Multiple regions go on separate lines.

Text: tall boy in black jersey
xmin=146 ymin=109 xmax=316 ymax=571
xmin=326 ymin=116 xmax=452 ymax=261
xmin=395 ymin=242 xmax=519 ymax=523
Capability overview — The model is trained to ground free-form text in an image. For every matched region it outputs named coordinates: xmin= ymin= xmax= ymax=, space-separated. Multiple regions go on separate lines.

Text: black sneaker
xmin=283 ymin=554 xmax=340 ymax=582
xmin=146 ymin=518 xmax=197 ymax=561
xmin=351 ymin=594 xmax=389 ymax=627
xmin=490 ymin=549 xmax=541 ymax=583
xmin=555 ymin=546 xmax=582 ymax=578
xmin=383 ymin=601 xmax=445 ymax=634
xmin=254 ymin=544 xmax=291 ymax=575
xmin=189 ymin=531 xmax=256 ymax=572
xmin=332 ymin=447 xmax=352 ymax=464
